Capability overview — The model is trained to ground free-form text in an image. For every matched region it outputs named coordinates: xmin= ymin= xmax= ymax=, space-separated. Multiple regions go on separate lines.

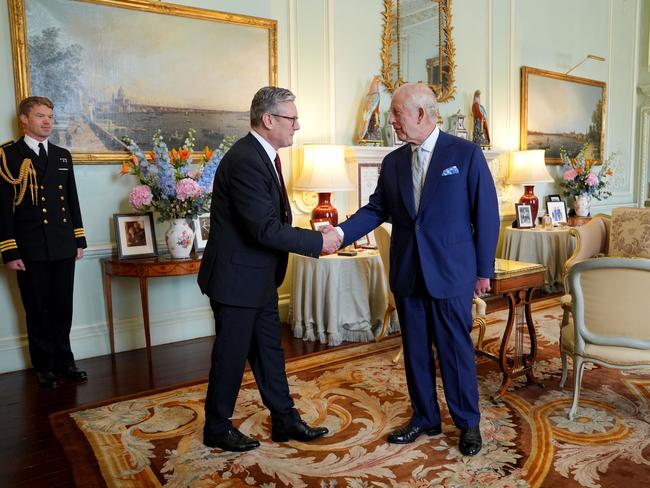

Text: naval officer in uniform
xmin=0 ymin=96 xmax=87 ymax=389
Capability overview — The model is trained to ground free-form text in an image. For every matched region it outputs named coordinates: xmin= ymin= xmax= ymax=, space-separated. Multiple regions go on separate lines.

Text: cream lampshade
xmin=294 ymin=144 xmax=354 ymax=226
xmin=508 ymin=149 xmax=554 ymax=223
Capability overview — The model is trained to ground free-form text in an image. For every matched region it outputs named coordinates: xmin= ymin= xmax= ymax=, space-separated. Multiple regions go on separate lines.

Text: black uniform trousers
xmin=16 ymin=257 xmax=76 ymax=373
xmin=203 ymin=292 xmax=300 ymax=436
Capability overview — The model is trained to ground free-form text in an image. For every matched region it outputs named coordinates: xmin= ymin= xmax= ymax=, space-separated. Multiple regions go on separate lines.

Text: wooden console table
xmin=101 ymin=255 xmax=202 ymax=364
xmin=477 ymin=258 xmax=546 ymax=400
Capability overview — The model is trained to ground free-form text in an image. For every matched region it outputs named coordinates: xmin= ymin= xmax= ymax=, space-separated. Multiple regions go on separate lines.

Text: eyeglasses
xmin=269 ymin=113 xmax=299 ymax=128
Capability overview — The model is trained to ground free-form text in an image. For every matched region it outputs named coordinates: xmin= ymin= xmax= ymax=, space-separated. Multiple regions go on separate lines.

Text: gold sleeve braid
xmin=0 ymin=147 xmax=38 ymax=210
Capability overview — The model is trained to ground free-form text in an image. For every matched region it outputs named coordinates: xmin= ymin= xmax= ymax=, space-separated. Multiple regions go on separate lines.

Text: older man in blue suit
xmin=338 ymin=83 xmax=500 ymax=456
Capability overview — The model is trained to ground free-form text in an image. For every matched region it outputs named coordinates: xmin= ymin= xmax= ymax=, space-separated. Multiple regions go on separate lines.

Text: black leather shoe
xmin=57 ymin=366 xmax=88 ymax=382
xmin=387 ymin=423 xmax=442 ymax=444
xmin=36 ymin=371 xmax=63 ymax=390
xmin=271 ymin=419 xmax=328 ymax=442
xmin=203 ymin=427 xmax=260 ymax=452
xmin=459 ymin=425 xmax=482 ymax=456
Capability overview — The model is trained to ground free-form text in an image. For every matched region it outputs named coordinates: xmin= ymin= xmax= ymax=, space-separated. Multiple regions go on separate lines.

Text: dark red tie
xmin=274 ymin=154 xmax=292 ymax=225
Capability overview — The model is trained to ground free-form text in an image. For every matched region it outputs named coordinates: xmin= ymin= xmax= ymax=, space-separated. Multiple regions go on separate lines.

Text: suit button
xmin=61 ymin=207 xmax=66 ymax=212
xmin=60 ymin=196 xmax=64 ymax=201
xmin=58 ymin=185 xmax=63 ymax=190
xmin=41 ymin=197 xmax=45 ymax=202
xmin=63 ymin=218 xmax=67 ymax=223
xmin=43 ymin=219 xmax=48 ymax=224
xmin=42 ymin=208 xmax=47 ymax=213
xmin=40 ymin=185 xmax=44 ymax=190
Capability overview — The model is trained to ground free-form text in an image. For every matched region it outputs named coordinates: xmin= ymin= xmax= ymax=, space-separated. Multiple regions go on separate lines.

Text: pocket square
xmin=441 ymin=165 xmax=459 ymax=176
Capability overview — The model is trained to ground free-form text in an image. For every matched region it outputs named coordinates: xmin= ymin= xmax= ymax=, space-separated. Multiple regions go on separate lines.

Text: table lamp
xmin=294 ymin=144 xmax=354 ymax=226
xmin=508 ymin=149 xmax=553 ymax=223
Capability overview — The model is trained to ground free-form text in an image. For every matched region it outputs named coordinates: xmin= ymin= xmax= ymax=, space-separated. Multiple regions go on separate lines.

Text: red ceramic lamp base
xmin=311 ymin=192 xmax=338 ymax=226
xmin=519 ymin=185 xmax=539 ymax=223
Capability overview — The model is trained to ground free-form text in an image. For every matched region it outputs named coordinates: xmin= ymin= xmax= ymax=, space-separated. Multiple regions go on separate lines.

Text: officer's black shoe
xmin=387 ymin=423 xmax=442 ymax=444
xmin=271 ymin=419 xmax=329 ymax=442
xmin=57 ymin=366 xmax=88 ymax=383
xmin=203 ymin=427 xmax=260 ymax=451
xmin=459 ymin=425 xmax=482 ymax=456
xmin=36 ymin=371 xmax=63 ymax=390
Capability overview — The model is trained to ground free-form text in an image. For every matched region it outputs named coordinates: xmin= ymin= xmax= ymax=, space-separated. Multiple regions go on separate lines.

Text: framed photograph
xmin=546 ymin=201 xmax=568 ymax=225
xmin=548 ymin=194 xmax=562 ymax=202
xmin=192 ymin=213 xmax=211 ymax=252
xmin=310 ymin=218 xmax=332 ymax=232
xmin=113 ymin=213 xmax=157 ymax=259
xmin=8 ymin=0 xmax=277 ymax=163
xmin=515 ymin=203 xmax=534 ymax=229
xmin=520 ymin=66 xmax=606 ymax=164
xmin=358 ymin=162 xmax=382 ymax=208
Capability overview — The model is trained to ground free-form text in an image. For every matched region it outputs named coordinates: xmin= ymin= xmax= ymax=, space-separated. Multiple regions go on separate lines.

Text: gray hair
xmin=396 ymin=83 xmax=439 ymax=120
xmin=250 ymin=86 xmax=296 ymax=127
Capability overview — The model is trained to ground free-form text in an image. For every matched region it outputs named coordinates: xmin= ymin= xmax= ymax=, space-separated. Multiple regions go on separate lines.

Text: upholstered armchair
xmin=559 ymin=257 xmax=650 ymax=420
xmin=373 ymin=223 xmax=487 ymax=363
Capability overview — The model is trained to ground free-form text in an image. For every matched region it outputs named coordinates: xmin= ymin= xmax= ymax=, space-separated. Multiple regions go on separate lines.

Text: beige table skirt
xmin=289 ymin=251 xmax=399 ymax=346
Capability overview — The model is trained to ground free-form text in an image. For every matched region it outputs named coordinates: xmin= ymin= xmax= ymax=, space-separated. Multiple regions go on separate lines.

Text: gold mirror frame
xmin=381 ymin=0 xmax=456 ymax=102
xmin=7 ymin=0 xmax=277 ymax=164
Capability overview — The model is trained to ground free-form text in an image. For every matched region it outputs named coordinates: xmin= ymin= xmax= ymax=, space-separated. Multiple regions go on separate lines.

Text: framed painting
xmin=8 ymin=0 xmax=277 ymax=164
xmin=520 ymin=66 xmax=606 ymax=164
xmin=358 ymin=162 xmax=382 ymax=208
xmin=310 ymin=218 xmax=332 ymax=232
xmin=192 ymin=212 xmax=211 ymax=252
xmin=113 ymin=212 xmax=157 ymax=259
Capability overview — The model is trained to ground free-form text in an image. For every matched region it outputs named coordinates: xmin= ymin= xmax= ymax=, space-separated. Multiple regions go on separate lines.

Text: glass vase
xmin=165 ymin=218 xmax=194 ymax=259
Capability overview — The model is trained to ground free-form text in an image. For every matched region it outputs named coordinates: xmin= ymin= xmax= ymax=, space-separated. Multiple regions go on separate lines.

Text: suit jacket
xmin=0 ymin=138 xmax=86 ymax=263
xmin=340 ymin=131 xmax=500 ymax=298
xmin=197 ymin=133 xmax=322 ymax=308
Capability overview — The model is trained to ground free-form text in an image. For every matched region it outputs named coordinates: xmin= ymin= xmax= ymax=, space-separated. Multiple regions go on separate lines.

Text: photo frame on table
xmin=546 ymin=200 xmax=568 ymax=225
xmin=8 ymin=0 xmax=277 ymax=163
xmin=192 ymin=213 xmax=211 ymax=252
xmin=520 ymin=66 xmax=606 ymax=164
xmin=113 ymin=212 xmax=157 ymax=259
xmin=515 ymin=203 xmax=534 ymax=229
xmin=547 ymin=194 xmax=562 ymax=202
xmin=310 ymin=218 xmax=332 ymax=232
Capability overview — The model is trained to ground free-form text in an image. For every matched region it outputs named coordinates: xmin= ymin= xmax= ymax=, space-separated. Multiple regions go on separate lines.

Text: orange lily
xmin=147 ymin=151 xmax=156 ymax=163
xmin=179 ymin=148 xmax=190 ymax=160
xmin=120 ymin=160 xmax=132 ymax=176
xmin=203 ymin=147 xmax=214 ymax=161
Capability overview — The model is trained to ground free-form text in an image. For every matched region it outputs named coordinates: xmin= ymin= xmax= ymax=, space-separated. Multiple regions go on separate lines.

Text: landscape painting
xmin=520 ymin=66 xmax=606 ymax=164
xmin=8 ymin=0 xmax=277 ymax=163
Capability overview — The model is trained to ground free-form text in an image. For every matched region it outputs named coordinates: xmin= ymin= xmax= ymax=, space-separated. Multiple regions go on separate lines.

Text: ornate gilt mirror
xmin=381 ymin=0 xmax=456 ymax=102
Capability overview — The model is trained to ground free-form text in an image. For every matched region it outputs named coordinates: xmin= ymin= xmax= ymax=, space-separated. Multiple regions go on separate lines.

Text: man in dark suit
xmin=197 ymin=86 xmax=341 ymax=452
xmin=0 ymin=96 xmax=87 ymax=389
xmin=338 ymin=83 xmax=500 ymax=456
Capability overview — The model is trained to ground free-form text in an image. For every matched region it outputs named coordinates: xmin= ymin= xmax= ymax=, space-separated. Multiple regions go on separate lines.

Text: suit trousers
xmin=395 ymin=271 xmax=480 ymax=430
xmin=16 ymin=258 xmax=76 ymax=373
xmin=204 ymin=293 xmax=300 ymax=435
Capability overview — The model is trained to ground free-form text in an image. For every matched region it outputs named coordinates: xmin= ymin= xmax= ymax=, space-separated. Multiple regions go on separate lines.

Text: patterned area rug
xmin=50 ymin=298 xmax=650 ymax=487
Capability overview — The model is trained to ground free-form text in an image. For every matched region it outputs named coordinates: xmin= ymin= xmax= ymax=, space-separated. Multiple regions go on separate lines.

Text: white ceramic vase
xmin=574 ymin=193 xmax=592 ymax=217
xmin=165 ymin=218 xmax=194 ymax=259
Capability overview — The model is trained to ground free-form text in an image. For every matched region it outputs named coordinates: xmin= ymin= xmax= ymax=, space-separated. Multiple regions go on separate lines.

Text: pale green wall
xmin=0 ymin=0 xmax=647 ymax=372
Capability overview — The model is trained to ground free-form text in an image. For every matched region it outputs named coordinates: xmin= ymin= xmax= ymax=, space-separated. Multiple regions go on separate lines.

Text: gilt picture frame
xmin=113 ymin=212 xmax=157 ymax=259
xmin=8 ymin=0 xmax=277 ymax=164
xmin=520 ymin=66 xmax=606 ymax=164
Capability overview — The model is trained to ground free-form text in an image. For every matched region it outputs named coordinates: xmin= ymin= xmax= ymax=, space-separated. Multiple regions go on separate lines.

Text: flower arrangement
xmin=121 ymin=129 xmax=234 ymax=221
xmin=560 ymin=144 xmax=615 ymax=201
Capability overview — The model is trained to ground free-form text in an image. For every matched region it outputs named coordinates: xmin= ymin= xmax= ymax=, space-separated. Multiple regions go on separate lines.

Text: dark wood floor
xmin=0 ymin=294 xmax=541 ymax=487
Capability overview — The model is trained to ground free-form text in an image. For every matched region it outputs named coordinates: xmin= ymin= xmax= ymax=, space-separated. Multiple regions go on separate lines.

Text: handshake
xmin=319 ymin=225 xmax=343 ymax=255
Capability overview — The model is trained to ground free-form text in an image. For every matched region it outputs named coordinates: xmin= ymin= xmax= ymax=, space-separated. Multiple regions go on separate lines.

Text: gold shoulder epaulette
xmin=0 ymin=147 xmax=38 ymax=209
xmin=0 ymin=139 xmax=14 ymax=148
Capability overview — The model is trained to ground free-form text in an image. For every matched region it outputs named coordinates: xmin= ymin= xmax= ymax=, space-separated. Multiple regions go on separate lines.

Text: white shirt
xmin=411 ymin=125 xmax=440 ymax=176
xmin=23 ymin=134 xmax=49 ymax=156
xmin=250 ymin=129 xmax=281 ymax=183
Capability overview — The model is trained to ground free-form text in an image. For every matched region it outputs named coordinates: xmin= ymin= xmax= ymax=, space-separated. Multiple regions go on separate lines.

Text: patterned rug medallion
xmin=50 ymin=298 xmax=650 ymax=487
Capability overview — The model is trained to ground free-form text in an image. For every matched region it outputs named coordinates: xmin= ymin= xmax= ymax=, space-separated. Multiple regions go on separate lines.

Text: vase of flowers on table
xmin=560 ymin=144 xmax=615 ymax=217
xmin=121 ymin=128 xmax=233 ymax=258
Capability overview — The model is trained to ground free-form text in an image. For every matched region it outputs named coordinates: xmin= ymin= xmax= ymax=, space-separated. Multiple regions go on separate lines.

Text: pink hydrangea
xmin=563 ymin=169 xmax=578 ymax=181
xmin=585 ymin=172 xmax=599 ymax=186
xmin=129 ymin=184 xmax=153 ymax=211
xmin=175 ymin=177 xmax=204 ymax=201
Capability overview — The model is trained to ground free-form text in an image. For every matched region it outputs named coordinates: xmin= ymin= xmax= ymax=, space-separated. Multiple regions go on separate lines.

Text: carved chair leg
xmin=376 ymin=305 xmax=395 ymax=342
xmin=568 ymin=356 xmax=585 ymax=420
xmin=559 ymin=348 xmax=568 ymax=388
xmin=392 ymin=345 xmax=403 ymax=363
